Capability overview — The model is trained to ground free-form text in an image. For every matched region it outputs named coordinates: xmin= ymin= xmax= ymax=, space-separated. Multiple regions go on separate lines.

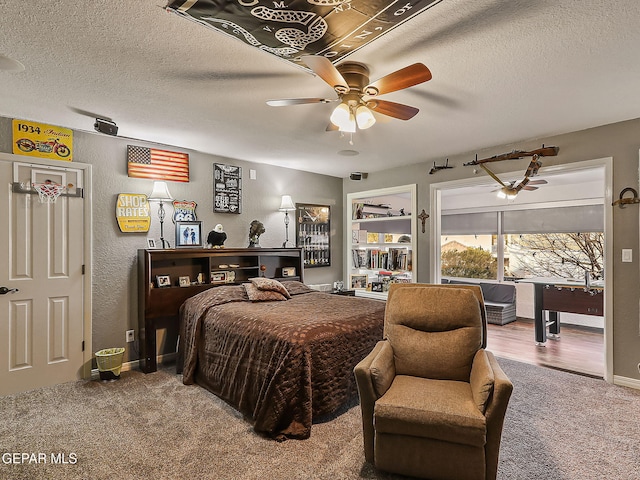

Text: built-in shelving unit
xmin=138 ymin=247 xmax=303 ymax=373
xmin=346 ymin=185 xmax=417 ymax=299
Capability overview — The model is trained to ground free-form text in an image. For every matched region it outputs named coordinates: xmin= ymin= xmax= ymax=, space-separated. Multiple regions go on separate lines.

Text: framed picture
xmin=175 ymin=221 xmax=203 ymax=247
xmin=211 ymin=271 xmax=229 ymax=284
xmin=214 ymin=163 xmax=242 ymax=214
xmin=282 ymin=266 xmax=296 ymax=277
xmin=350 ymin=274 xmax=368 ymax=290
xmin=147 ymin=238 xmax=156 ymax=249
xmin=156 ymin=274 xmax=171 ymax=288
xmin=295 ymin=203 xmax=330 ymax=267
xmin=179 ymin=276 xmax=191 ymax=287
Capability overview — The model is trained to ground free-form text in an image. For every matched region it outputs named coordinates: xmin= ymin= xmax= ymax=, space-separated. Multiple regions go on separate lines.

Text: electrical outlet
xmin=126 ymin=330 xmax=135 ymax=343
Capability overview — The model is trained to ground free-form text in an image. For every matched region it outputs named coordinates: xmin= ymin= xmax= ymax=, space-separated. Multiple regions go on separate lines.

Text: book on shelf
xmin=351 ymin=229 xmax=368 ymax=244
xmin=351 ymin=247 xmax=410 ymax=271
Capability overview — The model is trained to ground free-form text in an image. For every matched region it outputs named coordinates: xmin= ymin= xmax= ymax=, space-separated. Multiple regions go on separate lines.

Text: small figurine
xmin=248 ymin=220 xmax=265 ymax=248
xmin=207 ymin=224 xmax=227 ymax=248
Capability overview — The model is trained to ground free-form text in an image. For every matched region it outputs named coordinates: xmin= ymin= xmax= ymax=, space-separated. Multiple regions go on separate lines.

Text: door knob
xmin=0 ymin=287 xmax=19 ymax=295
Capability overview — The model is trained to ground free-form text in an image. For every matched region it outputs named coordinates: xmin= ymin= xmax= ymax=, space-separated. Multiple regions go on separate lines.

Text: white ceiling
xmin=0 ymin=1 xmax=639 ymax=178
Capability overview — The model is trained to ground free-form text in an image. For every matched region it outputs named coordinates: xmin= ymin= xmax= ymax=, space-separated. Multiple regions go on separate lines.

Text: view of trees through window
xmin=441 ymin=232 xmax=604 ymax=281
xmin=441 ymin=235 xmax=497 ymax=279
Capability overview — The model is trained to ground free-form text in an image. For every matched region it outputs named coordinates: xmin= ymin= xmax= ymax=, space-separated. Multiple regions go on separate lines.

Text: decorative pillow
xmin=242 ymin=283 xmax=288 ymax=302
xmin=280 ymin=280 xmax=314 ymax=296
xmin=249 ymin=277 xmax=291 ymax=298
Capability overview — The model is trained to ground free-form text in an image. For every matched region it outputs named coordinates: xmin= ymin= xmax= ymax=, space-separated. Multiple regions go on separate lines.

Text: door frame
xmin=0 ymin=152 xmax=93 ymax=380
xmin=429 ymin=157 xmax=613 ymax=383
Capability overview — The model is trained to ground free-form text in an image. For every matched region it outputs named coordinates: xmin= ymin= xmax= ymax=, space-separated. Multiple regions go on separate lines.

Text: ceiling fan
xmin=266 ymin=55 xmax=432 ymax=132
xmin=482 ymin=157 xmax=547 ymax=199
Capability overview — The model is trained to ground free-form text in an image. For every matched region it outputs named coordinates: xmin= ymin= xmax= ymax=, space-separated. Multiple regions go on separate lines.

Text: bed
xmin=177 ymin=280 xmax=386 ymax=440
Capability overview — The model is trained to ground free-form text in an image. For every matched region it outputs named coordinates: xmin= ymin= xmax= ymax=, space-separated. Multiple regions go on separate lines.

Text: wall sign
xmin=172 ymin=200 xmax=197 ymax=221
xmin=214 ymin=163 xmax=242 ymax=214
xmin=127 ymin=145 xmax=189 ymax=183
xmin=12 ymin=119 xmax=73 ymax=161
xmin=116 ymin=193 xmax=151 ymax=232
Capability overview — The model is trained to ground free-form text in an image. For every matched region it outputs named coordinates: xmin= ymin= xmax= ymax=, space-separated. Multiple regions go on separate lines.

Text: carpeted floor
xmin=1 ymin=358 xmax=639 ymax=480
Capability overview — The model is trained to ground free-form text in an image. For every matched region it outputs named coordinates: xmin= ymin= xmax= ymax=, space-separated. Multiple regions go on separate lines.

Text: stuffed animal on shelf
xmin=207 ymin=224 xmax=227 ymax=248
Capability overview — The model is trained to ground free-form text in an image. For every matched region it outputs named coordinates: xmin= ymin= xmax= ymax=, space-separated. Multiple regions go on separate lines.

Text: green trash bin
xmin=95 ymin=348 xmax=125 ymax=380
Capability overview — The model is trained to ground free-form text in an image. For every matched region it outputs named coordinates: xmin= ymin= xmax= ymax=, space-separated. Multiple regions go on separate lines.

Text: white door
xmin=0 ymin=157 xmax=87 ymax=395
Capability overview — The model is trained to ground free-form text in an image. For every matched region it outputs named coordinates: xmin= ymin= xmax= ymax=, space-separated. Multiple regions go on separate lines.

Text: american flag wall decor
xmin=127 ymin=145 xmax=189 ymax=182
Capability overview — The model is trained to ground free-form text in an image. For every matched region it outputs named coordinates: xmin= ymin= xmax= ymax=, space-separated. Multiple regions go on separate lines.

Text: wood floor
xmin=486 ymin=318 xmax=604 ymax=378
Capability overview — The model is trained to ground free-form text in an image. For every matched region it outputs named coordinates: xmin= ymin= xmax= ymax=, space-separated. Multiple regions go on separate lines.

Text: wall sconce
xmin=278 ymin=195 xmax=296 ymax=248
xmin=147 ymin=181 xmax=173 ymax=248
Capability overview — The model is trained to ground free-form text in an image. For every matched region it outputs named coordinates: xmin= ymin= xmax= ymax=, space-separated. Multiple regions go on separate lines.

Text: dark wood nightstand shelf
xmin=138 ymin=247 xmax=303 ymax=373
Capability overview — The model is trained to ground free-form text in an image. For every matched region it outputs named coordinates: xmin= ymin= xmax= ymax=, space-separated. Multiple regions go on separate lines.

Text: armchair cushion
xmin=369 ymin=341 xmax=396 ymax=397
xmin=385 ymin=286 xmax=483 ymax=381
xmin=375 ymin=375 xmax=487 ymax=448
xmin=470 ymin=350 xmax=495 ymax=414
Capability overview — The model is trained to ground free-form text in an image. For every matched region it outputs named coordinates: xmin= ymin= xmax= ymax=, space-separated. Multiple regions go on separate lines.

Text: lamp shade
xmin=356 ymin=105 xmax=376 ymax=130
xmin=330 ymin=103 xmax=350 ymax=129
xmin=147 ymin=181 xmax=173 ymax=201
xmin=279 ymin=195 xmax=295 ymax=211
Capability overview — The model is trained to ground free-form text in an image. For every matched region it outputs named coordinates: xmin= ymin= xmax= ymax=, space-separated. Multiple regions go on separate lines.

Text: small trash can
xmin=95 ymin=348 xmax=125 ymax=380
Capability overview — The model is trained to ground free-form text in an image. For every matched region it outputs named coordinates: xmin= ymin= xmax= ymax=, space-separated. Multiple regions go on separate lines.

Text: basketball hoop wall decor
xmin=32 ymin=180 xmax=66 ymax=203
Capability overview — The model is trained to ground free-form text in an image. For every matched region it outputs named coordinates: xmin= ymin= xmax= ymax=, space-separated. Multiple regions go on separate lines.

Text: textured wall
xmin=0 ymin=117 xmax=343 ymax=362
xmin=344 ymin=117 xmax=640 ymax=381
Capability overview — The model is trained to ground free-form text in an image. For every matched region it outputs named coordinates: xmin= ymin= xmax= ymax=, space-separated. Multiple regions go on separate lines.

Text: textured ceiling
xmin=0 ymin=1 xmax=638 ymax=178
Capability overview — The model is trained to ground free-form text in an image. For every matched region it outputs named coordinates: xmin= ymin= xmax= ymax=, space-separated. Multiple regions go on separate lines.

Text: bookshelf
xmin=346 ymin=185 xmax=417 ymax=297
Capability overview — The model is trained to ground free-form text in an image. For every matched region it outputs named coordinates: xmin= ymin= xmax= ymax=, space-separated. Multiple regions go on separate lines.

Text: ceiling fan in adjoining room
xmin=266 ymin=55 xmax=432 ymax=133
xmin=484 ymin=164 xmax=548 ymax=199
xmin=464 ymin=145 xmax=559 ymax=199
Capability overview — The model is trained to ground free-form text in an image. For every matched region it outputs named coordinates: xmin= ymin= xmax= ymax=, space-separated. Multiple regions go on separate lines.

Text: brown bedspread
xmin=178 ymin=283 xmax=385 ymax=440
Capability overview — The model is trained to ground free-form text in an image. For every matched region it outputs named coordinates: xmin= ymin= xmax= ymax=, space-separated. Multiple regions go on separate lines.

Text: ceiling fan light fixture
xmin=355 ymin=105 xmax=376 ymax=130
xmin=330 ymin=103 xmax=350 ymax=128
xmin=340 ymin=114 xmax=357 ymax=133
xmin=497 ymin=187 xmax=518 ymax=199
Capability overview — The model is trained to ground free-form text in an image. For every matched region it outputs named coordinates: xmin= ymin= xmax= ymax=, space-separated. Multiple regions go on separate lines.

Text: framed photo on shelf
xmin=156 ymin=274 xmax=171 ymax=288
xmin=282 ymin=266 xmax=296 ymax=277
xmin=295 ymin=203 xmax=330 ymax=267
xmin=211 ymin=271 xmax=229 ymax=284
xmin=175 ymin=221 xmax=203 ymax=247
xmin=178 ymin=276 xmax=191 ymax=287
xmin=350 ymin=274 xmax=368 ymax=290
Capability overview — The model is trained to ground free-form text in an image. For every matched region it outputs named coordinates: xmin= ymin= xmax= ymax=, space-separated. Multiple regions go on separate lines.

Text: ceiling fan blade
xmin=326 ymin=122 xmax=339 ymax=131
xmin=266 ymin=98 xmax=334 ymax=106
xmin=479 ymin=164 xmax=508 ymax=188
xmin=366 ymin=99 xmax=419 ymax=120
xmin=522 ymin=185 xmax=539 ymax=191
xmin=364 ymin=63 xmax=432 ymax=96
xmin=301 ymin=55 xmax=349 ymax=93
xmin=527 ymin=179 xmax=548 ymax=185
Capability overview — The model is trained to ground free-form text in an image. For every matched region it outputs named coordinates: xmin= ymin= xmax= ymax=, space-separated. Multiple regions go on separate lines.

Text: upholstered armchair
xmin=354 ymin=284 xmax=513 ymax=480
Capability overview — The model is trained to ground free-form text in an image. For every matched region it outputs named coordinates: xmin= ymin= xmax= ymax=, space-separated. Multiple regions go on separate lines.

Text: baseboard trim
xmin=613 ymin=375 xmax=640 ymax=390
xmin=90 ymin=352 xmax=177 ymax=380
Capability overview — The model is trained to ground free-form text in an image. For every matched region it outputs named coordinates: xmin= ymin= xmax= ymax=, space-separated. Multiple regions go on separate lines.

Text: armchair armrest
xmin=484 ymin=351 xmax=514 ymax=480
xmin=354 ymin=340 xmax=395 ymax=463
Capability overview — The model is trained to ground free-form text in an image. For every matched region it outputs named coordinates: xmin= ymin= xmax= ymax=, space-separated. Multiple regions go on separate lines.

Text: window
xmin=441 ymin=205 xmax=603 ymax=282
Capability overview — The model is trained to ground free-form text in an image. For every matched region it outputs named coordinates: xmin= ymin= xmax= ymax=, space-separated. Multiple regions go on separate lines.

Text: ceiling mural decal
xmin=165 ymin=0 xmax=444 ymax=69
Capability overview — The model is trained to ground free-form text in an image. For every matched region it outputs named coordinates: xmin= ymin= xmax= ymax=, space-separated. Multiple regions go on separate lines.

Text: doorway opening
xmin=430 ymin=158 xmax=613 ymax=380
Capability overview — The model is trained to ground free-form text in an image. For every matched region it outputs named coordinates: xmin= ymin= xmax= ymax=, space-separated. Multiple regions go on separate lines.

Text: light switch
xmin=622 ymin=249 xmax=632 ymax=262
xmin=250 ymin=169 xmax=257 ymax=180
